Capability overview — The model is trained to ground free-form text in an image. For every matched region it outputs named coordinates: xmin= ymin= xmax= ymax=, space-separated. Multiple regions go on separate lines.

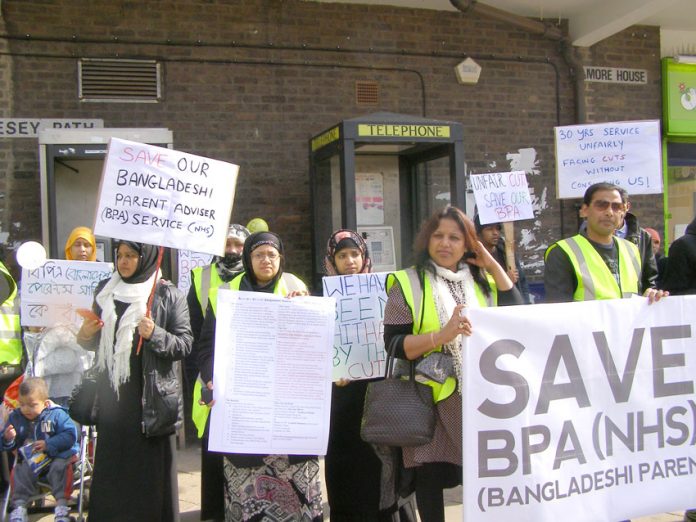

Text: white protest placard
xmin=209 ymin=290 xmax=335 ymax=455
xmin=20 ymin=260 xmax=113 ymax=327
xmin=470 ymin=171 xmax=534 ymax=225
xmin=322 ymin=272 xmax=388 ymax=381
xmin=554 ymin=120 xmax=662 ymax=199
xmin=463 ymin=296 xmax=696 ymax=522
xmin=177 ymin=250 xmax=214 ymax=294
xmin=94 ymin=138 xmax=238 ymax=255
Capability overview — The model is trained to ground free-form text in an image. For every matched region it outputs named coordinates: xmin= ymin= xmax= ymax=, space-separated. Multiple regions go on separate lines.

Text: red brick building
xmin=0 ymin=1 xmax=669 ymax=288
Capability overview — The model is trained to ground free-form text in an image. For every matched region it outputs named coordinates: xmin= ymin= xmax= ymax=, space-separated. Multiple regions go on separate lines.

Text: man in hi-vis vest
xmin=0 ymin=259 xmax=23 ymax=395
xmin=185 ymin=223 xmax=249 ymax=522
xmin=544 ymin=182 xmax=667 ymax=304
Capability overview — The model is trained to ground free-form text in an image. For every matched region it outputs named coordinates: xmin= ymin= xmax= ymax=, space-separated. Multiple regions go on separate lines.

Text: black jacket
xmin=662 ymin=217 xmax=696 ymax=295
xmin=622 ymin=212 xmax=658 ymax=292
xmin=85 ymin=279 xmax=192 ymax=437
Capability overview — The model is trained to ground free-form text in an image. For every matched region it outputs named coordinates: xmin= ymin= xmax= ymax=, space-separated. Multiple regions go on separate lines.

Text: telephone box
xmin=309 ymin=111 xmax=466 ymax=286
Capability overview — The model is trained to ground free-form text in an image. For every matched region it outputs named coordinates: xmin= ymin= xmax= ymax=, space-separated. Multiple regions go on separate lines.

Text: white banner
xmin=463 ymin=296 xmax=696 ymax=522
xmin=94 ymin=138 xmax=238 ymax=255
xmin=470 ymin=171 xmax=534 ymax=224
xmin=20 ymin=260 xmax=113 ymax=327
xmin=209 ymin=290 xmax=335 ymax=455
xmin=554 ymin=120 xmax=662 ymax=199
xmin=177 ymin=250 xmax=214 ymax=294
xmin=323 ymin=272 xmax=388 ymax=381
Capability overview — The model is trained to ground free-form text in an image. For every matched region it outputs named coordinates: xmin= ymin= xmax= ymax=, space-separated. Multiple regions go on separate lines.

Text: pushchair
xmin=0 ymin=324 xmax=97 ymax=522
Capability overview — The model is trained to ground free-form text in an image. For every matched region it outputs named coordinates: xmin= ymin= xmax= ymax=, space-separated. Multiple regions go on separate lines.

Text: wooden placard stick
xmin=502 ymin=221 xmax=516 ymax=272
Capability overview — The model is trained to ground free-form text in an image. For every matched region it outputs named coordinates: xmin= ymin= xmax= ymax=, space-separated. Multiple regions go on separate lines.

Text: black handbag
xmin=360 ymin=340 xmax=436 ymax=447
xmin=68 ymin=375 xmax=98 ymax=426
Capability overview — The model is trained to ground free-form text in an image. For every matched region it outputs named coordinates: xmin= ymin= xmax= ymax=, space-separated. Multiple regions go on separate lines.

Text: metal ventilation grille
xmin=356 ymin=81 xmax=379 ymax=106
xmin=79 ymin=59 xmax=161 ymax=102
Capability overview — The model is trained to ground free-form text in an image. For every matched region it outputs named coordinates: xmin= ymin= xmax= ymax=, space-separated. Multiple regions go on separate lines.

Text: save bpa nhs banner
xmin=94 ymin=138 xmax=238 ymax=256
xmin=463 ymin=296 xmax=696 ymax=522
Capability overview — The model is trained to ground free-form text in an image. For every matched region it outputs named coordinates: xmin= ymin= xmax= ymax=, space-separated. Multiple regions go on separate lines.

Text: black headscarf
xmin=116 ymin=240 xmax=160 ymax=284
xmin=240 ymin=231 xmax=284 ymax=291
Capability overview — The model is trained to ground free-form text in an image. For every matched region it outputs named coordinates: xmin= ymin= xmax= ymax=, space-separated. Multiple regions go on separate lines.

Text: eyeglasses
xmin=251 ymin=252 xmax=280 ymax=262
xmin=591 ymin=200 xmax=625 ymax=212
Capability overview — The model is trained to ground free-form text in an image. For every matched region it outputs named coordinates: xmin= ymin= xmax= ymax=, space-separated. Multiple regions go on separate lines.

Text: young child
xmin=1 ymin=377 xmax=79 ymax=522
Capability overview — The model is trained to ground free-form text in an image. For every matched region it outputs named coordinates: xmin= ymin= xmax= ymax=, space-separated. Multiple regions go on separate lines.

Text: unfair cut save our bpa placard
xmin=470 ymin=170 xmax=534 ymax=225
xmin=94 ymin=138 xmax=238 ymax=256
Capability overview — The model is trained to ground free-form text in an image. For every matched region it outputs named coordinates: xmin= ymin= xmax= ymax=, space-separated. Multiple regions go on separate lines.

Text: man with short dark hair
xmin=544 ymin=182 xmax=666 ymax=303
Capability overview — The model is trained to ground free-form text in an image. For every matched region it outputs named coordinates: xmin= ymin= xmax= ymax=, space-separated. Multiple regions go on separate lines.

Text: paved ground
xmin=21 ymin=442 xmax=688 ymax=521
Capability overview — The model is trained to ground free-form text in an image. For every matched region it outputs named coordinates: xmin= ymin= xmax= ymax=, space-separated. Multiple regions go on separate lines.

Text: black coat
xmin=84 ymin=278 xmax=192 ymax=437
xmin=662 ymin=217 xmax=696 ymax=295
xmin=622 ymin=212 xmax=658 ymax=293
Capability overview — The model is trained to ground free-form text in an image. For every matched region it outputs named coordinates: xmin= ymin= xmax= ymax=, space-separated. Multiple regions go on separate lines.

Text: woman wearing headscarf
xmin=323 ymin=230 xmax=380 ymax=519
xmin=187 ymin=223 xmax=250 ymax=522
xmin=197 ymin=231 xmax=323 ymax=522
xmin=76 ymin=240 xmax=192 ymax=522
xmin=64 ymin=226 xmax=97 ymax=262
xmin=383 ymin=206 xmax=521 ymax=522
xmin=323 ymin=230 xmax=417 ymax=521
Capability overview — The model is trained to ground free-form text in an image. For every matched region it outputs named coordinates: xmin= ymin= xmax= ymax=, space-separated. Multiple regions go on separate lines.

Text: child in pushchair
xmin=0 ymin=324 xmax=96 ymax=522
xmin=2 ymin=377 xmax=78 ymax=522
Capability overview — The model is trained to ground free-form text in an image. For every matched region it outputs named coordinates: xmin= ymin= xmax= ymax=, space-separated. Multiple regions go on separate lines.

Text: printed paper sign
xmin=209 ymin=290 xmax=335 ymax=455
xmin=177 ymin=250 xmax=214 ymax=294
xmin=463 ymin=296 xmax=696 ymax=522
xmin=470 ymin=171 xmax=534 ymax=225
xmin=323 ymin=273 xmax=388 ymax=381
xmin=554 ymin=120 xmax=662 ymax=199
xmin=94 ymin=138 xmax=238 ymax=255
xmin=20 ymin=260 xmax=113 ymax=327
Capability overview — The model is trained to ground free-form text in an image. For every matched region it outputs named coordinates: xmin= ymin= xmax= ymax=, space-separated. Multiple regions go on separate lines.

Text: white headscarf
xmin=95 ymin=269 xmax=159 ymax=396
xmin=428 ymin=260 xmax=480 ymax=393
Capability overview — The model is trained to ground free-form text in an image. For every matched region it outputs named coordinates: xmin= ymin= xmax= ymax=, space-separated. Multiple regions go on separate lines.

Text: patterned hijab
xmin=215 ymin=224 xmax=250 ymax=281
xmin=323 ymin=229 xmax=371 ymax=275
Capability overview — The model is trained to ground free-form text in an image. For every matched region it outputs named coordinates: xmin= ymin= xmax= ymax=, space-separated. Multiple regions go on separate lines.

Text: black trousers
xmin=414 ymin=462 xmax=462 ymax=522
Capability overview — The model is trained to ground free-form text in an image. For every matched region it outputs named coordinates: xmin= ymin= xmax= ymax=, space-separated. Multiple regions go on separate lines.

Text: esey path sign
xmin=462 ymin=296 xmax=696 ymax=522
xmin=94 ymin=138 xmax=238 ymax=256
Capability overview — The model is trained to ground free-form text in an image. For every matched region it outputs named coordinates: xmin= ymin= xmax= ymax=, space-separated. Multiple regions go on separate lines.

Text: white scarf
xmin=427 ymin=261 xmax=480 ymax=394
xmin=95 ymin=270 xmax=159 ymax=396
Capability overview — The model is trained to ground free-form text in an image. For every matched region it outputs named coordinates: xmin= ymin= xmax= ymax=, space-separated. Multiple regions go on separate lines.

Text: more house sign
xmin=583 ymin=66 xmax=648 ymax=85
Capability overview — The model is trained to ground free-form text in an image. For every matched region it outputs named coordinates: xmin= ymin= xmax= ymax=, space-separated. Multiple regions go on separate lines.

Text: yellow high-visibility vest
xmin=192 ymin=271 xmax=307 ymax=437
xmin=0 ymin=262 xmax=22 ymax=365
xmin=546 ymin=234 xmax=641 ymax=301
xmin=191 ymin=265 xmax=224 ymax=320
xmin=386 ymin=267 xmax=494 ymax=403
xmin=191 ymin=264 xmax=226 ymax=437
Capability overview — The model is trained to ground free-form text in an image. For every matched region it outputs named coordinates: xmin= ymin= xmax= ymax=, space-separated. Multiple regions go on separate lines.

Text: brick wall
xmin=0 ymin=6 xmax=15 ymax=272
xmin=0 ymin=0 xmax=664 ymax=285
xmin=577 ymin=25 xmax=665 ymax=241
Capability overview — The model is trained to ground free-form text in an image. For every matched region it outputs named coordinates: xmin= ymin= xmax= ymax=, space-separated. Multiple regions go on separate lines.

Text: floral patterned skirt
xmin=223 ymin=455 xmax=324 ymax=521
